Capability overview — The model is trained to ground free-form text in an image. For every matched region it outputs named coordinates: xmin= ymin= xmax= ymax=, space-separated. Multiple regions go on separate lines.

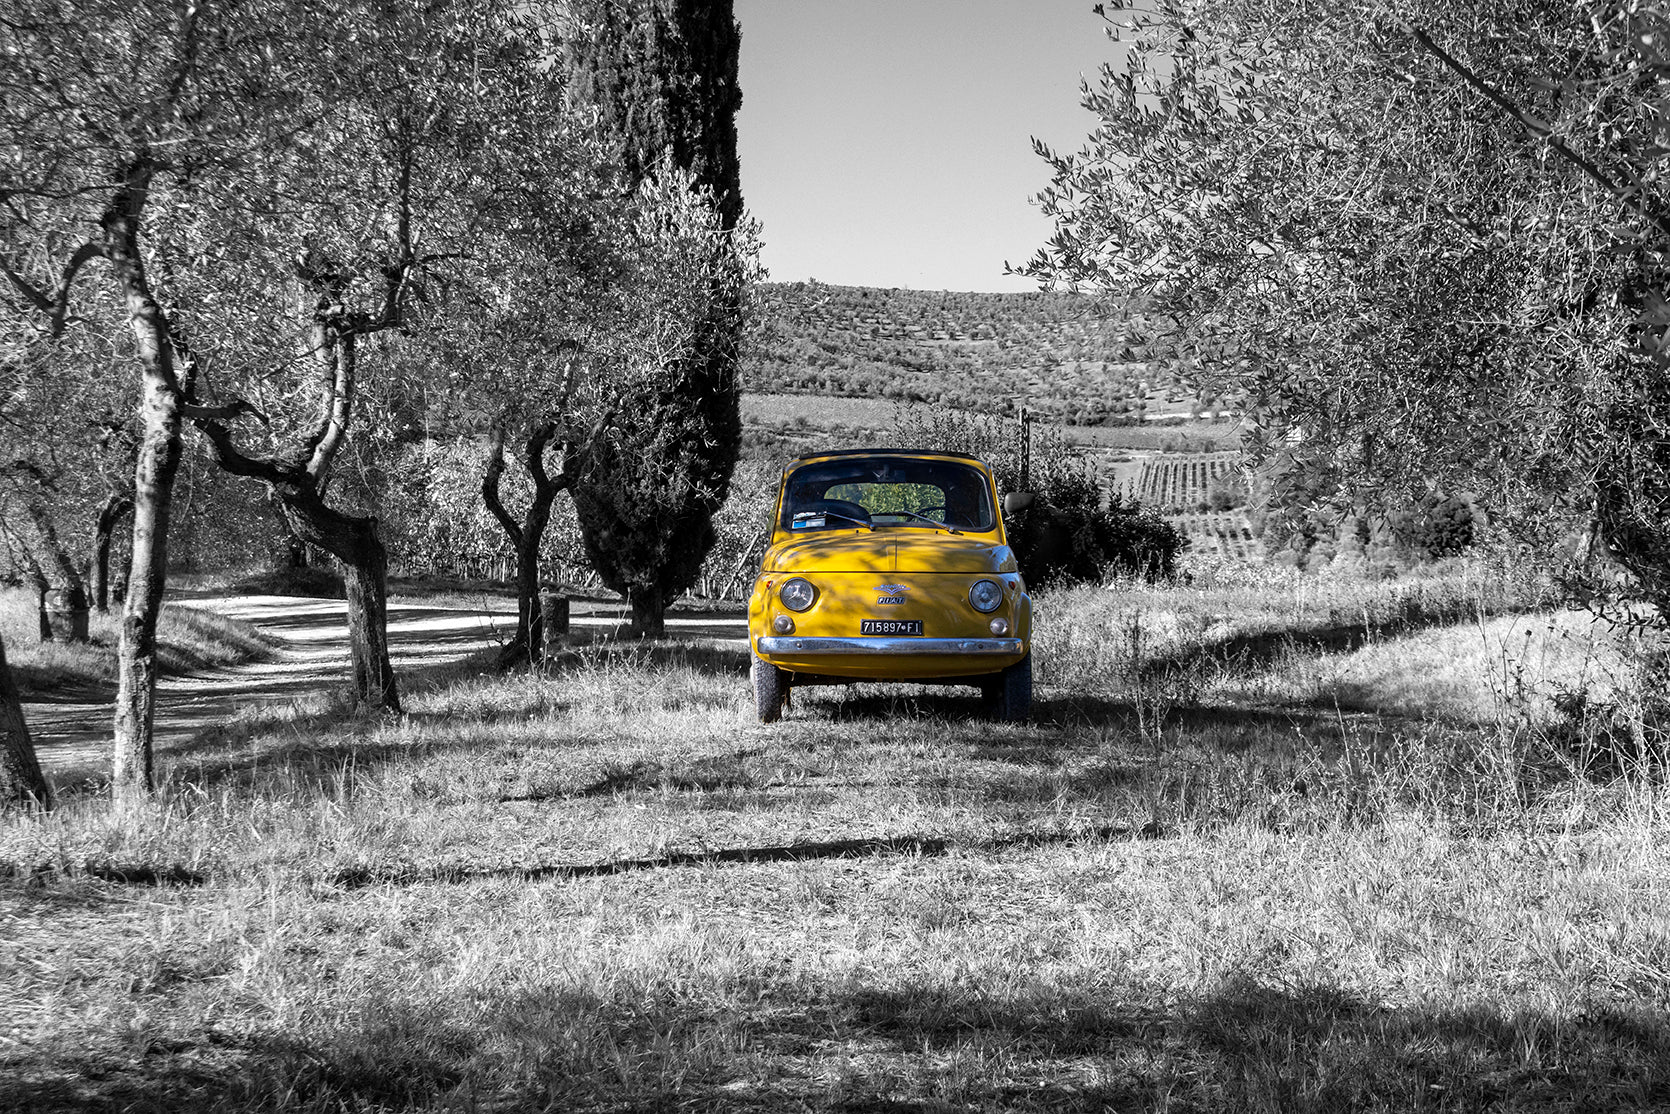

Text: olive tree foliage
xmin=1023 ymin=0 xmax=1670 ymax=611
xmin=1 ymin=0 xmax=598 ymax=799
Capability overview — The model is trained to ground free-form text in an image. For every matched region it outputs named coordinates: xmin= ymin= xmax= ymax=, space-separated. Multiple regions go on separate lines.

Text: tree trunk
xmin=0 ymin=635 xmax=51 ymax=811
xmin=250 ymin=477 xmax=399 ymax=712
xmin=272 ymin=490 xmax=310 ymax=569
xmin=515 ymin=504 xmax=552 ymax=662
xmin=105 ymin=158 xmax=188 ymax=810
xmin=89 ymin=494 xmax=133 ymax=614
xmin=271 ymin=493 xmax=400 ymax=713
xmin=5 ymin=486 xmax=89 ymax=643
xmin=31 ymin=578 xmax=49 ymax=643
xmin=340 ymin=534 xmax=399 ymax=713
xmin=113 ymin=370 xmax=184 ymax=805
xmin=628 ymin=588 xmax=666 ymax=638
xmin=481 ymin=421 xmax=570 ymax=666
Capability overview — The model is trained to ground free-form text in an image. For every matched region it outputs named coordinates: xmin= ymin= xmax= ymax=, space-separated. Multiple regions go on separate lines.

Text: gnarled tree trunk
xmin=0 ymin=635 xmax=51 ymax=811
xmin=341 ymin=533 xmax=397 ymax=710
xmin=481 ymin=387 xmax=610 ymax=665
xmin=482 ymin=422 xmax=564 ymax=665
xmin=275 ymin=489 xmax=399 ymax=712
xmin=192 ymin=311 xmax=401 ymax=713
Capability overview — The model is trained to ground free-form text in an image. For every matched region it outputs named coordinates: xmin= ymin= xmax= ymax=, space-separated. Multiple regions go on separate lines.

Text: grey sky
xmin=734 ymin=1 xmax=1121 ymax=292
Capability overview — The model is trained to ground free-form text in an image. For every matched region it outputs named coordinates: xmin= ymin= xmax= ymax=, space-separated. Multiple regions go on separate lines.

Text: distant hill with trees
xmin=742 ymin=282 xmax=1215 ymax=426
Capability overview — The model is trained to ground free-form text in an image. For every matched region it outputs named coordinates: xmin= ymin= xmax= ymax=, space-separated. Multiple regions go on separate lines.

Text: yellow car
xmin=747 ymin=449 xmax=1033 ymax=722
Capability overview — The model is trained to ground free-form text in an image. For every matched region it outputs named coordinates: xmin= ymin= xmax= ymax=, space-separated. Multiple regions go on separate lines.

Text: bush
xmin=1010 ymin=473 xmax=1188 ymax=587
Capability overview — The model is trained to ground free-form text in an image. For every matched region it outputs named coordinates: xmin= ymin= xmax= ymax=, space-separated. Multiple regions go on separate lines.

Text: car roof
xmin=790 ymin=447 xmax=984 ymax=463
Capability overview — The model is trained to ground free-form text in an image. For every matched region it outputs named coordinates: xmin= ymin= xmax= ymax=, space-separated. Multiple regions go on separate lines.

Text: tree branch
xmin=551 ymin=405 xmax=617 ymax=491
xmin=303 ymin=328 xmax=353 ymax=481
xmin=481 ymin=421 xmax=523 ymax=547
xmin=194 ymin=417 xmax=293 ymax=486
xmin=2 ymin=240 xmax=105 ymax=336
xmin=525 ymin=421 xmax=558 ymax=496
xmin=1400 ymin=21 xmax=1670 ymax=241
xmin=181 ymin=399 xmax=270 ymax=425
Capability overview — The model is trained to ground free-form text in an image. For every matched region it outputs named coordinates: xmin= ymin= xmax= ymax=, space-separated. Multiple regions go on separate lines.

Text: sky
xmin=732 ymin=1 xmax=1121 ymax=294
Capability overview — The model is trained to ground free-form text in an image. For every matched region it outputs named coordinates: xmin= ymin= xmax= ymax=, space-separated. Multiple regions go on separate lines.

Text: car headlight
xmin=968 ymin=579 xmax=1003 ymax=613
xmin=779 ymin=577 xmax=816 ymax=612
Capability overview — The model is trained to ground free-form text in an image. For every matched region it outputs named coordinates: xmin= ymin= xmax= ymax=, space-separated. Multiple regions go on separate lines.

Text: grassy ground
xmin=3 ymin=559 xmax=1669 ymax=1112
xmin=1 ymin=589 xmax=275 ymax=700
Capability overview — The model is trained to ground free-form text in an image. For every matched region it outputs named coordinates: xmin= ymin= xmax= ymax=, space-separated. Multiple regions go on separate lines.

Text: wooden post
xmin=1020 ymin=405 xmax=1033 ymax=492
xmin=541 ymin=591 xmax=569 ymax=660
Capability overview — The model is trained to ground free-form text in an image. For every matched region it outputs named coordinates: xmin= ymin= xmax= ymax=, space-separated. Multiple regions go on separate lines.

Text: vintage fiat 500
xmin=747 ymin=449 xmax=1032 ymax=723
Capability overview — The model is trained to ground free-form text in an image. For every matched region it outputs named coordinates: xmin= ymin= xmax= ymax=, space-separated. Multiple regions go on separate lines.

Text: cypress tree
xmin=566 ymin=0 xmax=746 ymax=636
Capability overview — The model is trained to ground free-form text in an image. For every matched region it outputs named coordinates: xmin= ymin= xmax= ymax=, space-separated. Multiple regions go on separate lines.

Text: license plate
xmin=860 ymin=619 xmax=923 ymax=636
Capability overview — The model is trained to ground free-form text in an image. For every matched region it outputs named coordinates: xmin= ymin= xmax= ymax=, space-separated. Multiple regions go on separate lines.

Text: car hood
xmin=763 ymin=532 xmax=1018 ymax=574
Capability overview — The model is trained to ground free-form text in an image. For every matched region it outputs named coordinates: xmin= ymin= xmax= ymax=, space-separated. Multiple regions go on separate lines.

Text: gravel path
xmin=24 ymin=594 xmax=747 ymax=776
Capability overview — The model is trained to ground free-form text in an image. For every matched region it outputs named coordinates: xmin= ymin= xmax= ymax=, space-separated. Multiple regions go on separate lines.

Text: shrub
xmin=1010 ymin=474 xmax=1189 ymax=587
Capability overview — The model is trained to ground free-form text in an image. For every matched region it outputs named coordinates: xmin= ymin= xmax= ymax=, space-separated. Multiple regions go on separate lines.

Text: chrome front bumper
xmin=756 ymin=636 xmax=1024 ymax=656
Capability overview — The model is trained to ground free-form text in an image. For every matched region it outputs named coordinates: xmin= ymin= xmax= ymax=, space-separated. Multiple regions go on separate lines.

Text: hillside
xmin=742 ymin=281 xmax=1221 ymax=426
xmin=738 ymin=283 xmax=1254 ymax=562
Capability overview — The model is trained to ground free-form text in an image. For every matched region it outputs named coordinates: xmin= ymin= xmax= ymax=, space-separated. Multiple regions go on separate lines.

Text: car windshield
xmin=780 ymin=456 xmax=995 ymax=533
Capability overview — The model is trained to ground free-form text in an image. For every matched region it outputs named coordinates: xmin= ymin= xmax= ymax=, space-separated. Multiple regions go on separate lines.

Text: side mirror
xmin=1003 ymin=492 xmax=1036 ymax=515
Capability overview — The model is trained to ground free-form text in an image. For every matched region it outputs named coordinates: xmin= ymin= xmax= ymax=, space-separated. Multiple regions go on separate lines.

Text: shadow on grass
xmin=806 ymin=684 xmax=1360 ymax=747
xmin=8 ymin=976 xmax=1668 ymax=1112
xmin=325 ymin=821 xmax=1160 ymax=889
xmin=499 ymin=747 xmax=775 ymax=802
xmin=1137 ymin=596 xmax=1528 ymax=684
xmin=7 ymin=822 xmax=1159 ymax=893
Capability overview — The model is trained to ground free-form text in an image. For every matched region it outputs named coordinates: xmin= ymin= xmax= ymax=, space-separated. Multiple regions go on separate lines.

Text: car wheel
xmin=984 ymin=654 xmax=1031 ymax=722
xmin=752 ymin=656 xmax=786 ymax=723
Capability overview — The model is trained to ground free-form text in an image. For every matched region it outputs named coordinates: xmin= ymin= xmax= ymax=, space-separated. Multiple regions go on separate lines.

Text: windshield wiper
xmin=793 ymin=510 xmax=873 ymax=531
xmin=891 ymin=510 xmax=962 ymax=534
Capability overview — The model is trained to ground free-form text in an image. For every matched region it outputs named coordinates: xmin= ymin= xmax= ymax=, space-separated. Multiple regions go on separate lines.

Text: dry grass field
xmin=4 ymin=559 xmax=1670 ymax=1112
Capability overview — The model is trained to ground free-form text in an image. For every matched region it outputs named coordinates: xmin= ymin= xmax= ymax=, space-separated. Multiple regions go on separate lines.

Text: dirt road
xmin=24 ymin=595 xmax=747 ymax=777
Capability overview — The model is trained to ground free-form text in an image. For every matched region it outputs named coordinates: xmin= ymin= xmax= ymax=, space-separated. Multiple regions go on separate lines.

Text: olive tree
xmin=173 ymin=0 xmax=610 ymax=709
xmin=0 ymin=0 xmax=310 ymax=803
xmin=1025 ymin=0 xmax=1670 ymax=609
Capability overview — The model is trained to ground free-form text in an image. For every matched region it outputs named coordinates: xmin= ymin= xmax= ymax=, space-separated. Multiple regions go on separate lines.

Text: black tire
xmin=752 ymin=656 xmax=785 ymax=723
xmin=984 ymin=654 xmax=1032 ymax=723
